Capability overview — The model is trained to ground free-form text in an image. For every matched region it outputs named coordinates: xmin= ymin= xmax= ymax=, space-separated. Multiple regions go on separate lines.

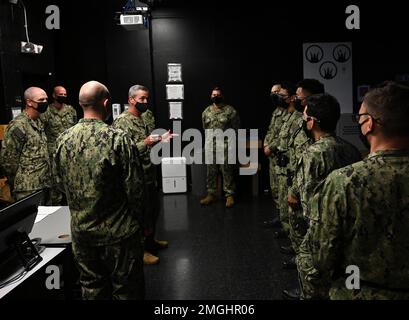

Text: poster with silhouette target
xmin=303 ymin=42 xmax=352 ymax=114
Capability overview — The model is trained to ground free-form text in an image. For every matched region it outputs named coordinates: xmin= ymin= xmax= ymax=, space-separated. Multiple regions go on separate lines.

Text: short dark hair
xmin=364 ymin=81 xmax=409 ymax=137
xmin=212 ymin=86 xmax=222 ymax=92
xmin=306 ymin=93 xmax=340 ymax=132
xmin=280 ymin=81 xmax=296 ymax=96
xmin=297 ymin=79 xmax=325 ymax=95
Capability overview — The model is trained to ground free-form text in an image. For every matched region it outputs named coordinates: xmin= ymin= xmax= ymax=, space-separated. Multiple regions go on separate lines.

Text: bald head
xmin=53 ymin=86 xmax=67 ymax=96
xmin=79 ymin=81 xmax=110 ymax=109
xmin=24 ymin=87 xmax=47 ymax=102
xmin=23 ymin=87 xmax=48 ymax=119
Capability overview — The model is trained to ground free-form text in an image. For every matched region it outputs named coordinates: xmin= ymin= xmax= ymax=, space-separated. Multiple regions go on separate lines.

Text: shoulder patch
xmin=10 ymin=127 xmax=26 ymax=143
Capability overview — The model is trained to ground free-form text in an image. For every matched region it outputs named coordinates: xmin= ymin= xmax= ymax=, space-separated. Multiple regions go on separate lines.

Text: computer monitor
xmin=0 ymin=190 xmax=43 ymax=256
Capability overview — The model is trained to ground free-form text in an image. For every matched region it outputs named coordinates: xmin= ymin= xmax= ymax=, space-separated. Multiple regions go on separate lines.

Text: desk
xmin=1 ymin=206 xmax=74 ymax=299
xmin=29 ymin=206 xmax=76 ymax=299
xmin=30 ymin=206 xmax=71 ymax=246
xmin=0 ymin=247 xmax=65 ymax=299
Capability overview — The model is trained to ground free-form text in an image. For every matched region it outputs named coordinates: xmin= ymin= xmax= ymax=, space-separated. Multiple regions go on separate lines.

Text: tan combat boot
xmin=200 ymin=193 xmax=217 ymax=205
xmin=225 ymin=195 xmax=235 ymax=208
xmin=144 ymin=251 xmax=159 ymax=265
xmin=154 ymin=239 xmax=169 ymax=249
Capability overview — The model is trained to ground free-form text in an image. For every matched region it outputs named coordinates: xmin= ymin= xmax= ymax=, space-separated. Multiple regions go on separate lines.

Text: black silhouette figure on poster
xmin=319 ymin=62 xmax=338 ymax=80
xmin=333 ymin=44 xmax=352 ymax=63
xmin=305 ymin=45 xmax=324 ymax=64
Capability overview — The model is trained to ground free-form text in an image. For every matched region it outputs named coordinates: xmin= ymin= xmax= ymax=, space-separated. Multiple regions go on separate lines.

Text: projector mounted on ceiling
xmin=116 ymin=0 xmax=150 ymax=30
xmin=119 ymin=14 xmax=144 ymax=29
xmin=21 ymin=41 xmax=43 ymax=55
xmin=9 ymin=0 xmax=44 ymax=55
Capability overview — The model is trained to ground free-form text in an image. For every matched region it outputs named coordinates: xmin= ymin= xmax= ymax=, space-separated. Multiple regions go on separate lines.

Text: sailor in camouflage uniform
xmin=268 ymin=83 xmax=300 ymax=236
xmin=141 ymin=108 xmax=155 ymax=133
xmin=113 ymin=85 xmax=171 ymax=266
xmin=200 ymin=87 xmax=240 ymax=208
xmin=280 ymin=80 xmax=325 ymax=271
xmin=299 ymin=81 xmax=409 ymax=300
xmin=263 ymin=83 xmax=287 ymax=228
xmin=282 ymin=94 xmax=361 ymax=300
xmin=0 ymin=87 xmax=51 ymax=204
xmin=41 ymin=86 xmax=77 ymax=205
xmin=54 ymin=81 xmax=145 ymax=300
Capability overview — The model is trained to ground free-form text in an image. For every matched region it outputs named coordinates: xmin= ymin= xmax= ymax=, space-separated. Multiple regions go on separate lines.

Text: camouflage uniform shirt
xmin=0 ymin=112 xmax=51 ymax=192
xmin=202 ymin=104 xmax=240 ymax=154
xmin=275 ymin=110 xmax=303 ymax=175
xmin=41 ymin=103 xmax=77 ymax=156
xmin=112 ymin=111 xmax=156 ymax=185
xmin=308 ymin=149 xmax=409 ymax=296
xmin=291 ymin=134 xmax=361 ymax=216
xmin=54 ymin=118 xmax=145 ymax=246
xmin=287 ymin=118 xmax=311 ymax=184
xmin=141 ymin=109 xmax=155 ymax=134
xmin=264 ymin=107 xmax=287 ymax=150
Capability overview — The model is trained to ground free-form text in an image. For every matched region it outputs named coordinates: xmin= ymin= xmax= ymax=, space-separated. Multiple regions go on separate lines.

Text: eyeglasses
xmin=302 ymin=114 xmax=320 ymax=123
xmin=353 ymin=113 xmax=381 ymax=124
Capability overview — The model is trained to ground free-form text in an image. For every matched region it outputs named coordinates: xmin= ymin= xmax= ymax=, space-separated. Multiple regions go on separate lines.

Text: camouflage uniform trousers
xmin=296 ymin=228 xmax=329 ymax=300
xmin=269 ymin=158 xmax=279 ymax=210
xmin=72 ymin=231 xmax=145 ymax=300
xmin=13 ymin=188 xmax=51 ymax=205
xmin=288 ymin=206 xmax=309 ymax=255
xmin=207 ymin=153 xmax=237 ymax=197
xmin=328 ymin=279 xmax=409 ymax=300
xmin=143 ymin=182 xmax=160 ymax=253
xmin=296 ymin=244 xmax=409 ymax=300
xmin=49 ymin=153 xmax=67 ymax=206
xmin=277 ymin=173 xmax=290 ymax=233
xmin=206 ymin=163 xmax=236 ymax=197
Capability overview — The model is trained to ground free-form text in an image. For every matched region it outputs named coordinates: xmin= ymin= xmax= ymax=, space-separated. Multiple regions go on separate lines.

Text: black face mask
xmin=270 ymin=93 xmax=286 ymax=109
xmin=211 ymin=96 xmax=223 ymax=105
xmin=294 ymin=98 xmax=304 ymax=112
xmin=302 ymin=120 xmax=314 ymax=140
xmin=56 ymin=96 xmax=67 ymax=104
xmin=136 ymin=102 xmax=148 ymax=113
xmin=36 ymin=101 xmax=48 ymax=114
xmin=358 ymin=123 xmax=371 ymax=149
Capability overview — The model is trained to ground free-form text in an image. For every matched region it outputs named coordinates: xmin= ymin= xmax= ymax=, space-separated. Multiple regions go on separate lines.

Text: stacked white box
xmin=161 ymin=157 xmax=187 ymax=193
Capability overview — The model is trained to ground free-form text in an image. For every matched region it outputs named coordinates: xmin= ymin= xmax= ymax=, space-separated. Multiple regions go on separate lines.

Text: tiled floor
xmin=145 ymin=193 xmax=298 ymax=300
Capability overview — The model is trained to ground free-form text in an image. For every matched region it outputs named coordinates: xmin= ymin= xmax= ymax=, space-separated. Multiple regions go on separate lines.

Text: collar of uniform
xmin=125 ymin=110 xmax=141 ymax=119
xmin=49 ymin=103 xmax=66 ymax=114
xmin=368 ymin=149 xmax=409 ymax=159
xmin=22 ymin=110 xmax=42 ymax=129
xmin=79 ymin=118 xmax=105 ymax=124
xmin=316 ymin=132 xmax=334 ymax=142
xmin=210 ymin=104 xmax=226 ymax=112
xmin=124 ymin=110 xmax=145 ymax=125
